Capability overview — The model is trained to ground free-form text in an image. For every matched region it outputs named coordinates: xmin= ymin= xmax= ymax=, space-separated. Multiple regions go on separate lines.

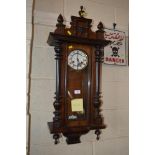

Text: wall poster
xmin=104 ymin=29 xmax=127 ymax=65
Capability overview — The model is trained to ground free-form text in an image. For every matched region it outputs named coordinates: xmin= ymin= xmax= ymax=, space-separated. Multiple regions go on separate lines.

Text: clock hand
xmin=77 ymin=51 xmax=79 ymax=70
xmin=77 ymin=56 xmax=82 ymax=68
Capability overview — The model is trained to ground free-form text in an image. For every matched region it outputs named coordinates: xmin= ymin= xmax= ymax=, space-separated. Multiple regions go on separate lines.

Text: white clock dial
xmin=68 ymin=50 xmax=88 ymax=70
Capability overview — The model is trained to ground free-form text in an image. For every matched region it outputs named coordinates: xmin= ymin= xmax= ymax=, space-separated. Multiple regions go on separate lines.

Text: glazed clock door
xmin=65 ymin=43 xmax=93 ymax=127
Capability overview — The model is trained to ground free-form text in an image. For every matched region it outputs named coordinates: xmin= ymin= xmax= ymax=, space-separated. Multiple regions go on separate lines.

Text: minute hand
xmin=77 ymin=52 xmax=79 ymax=69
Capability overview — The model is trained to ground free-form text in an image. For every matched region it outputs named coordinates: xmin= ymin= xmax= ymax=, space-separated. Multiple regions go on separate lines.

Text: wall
xmin=28 ymin=0 xmax=129 ymax=155
xmin=26 ymin=0 xmax=33 ymax=154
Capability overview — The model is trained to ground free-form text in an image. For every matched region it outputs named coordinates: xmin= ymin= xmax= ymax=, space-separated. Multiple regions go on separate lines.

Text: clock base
xmin=48 ymin=122 xmax=90 ymax=144
xmin=64 ymin=133 xmax=81 ymax=144
xmin=48 ymin=121 xmax=107 ymax=144
xmin=63 ymin=129 xmax=89 ymax=144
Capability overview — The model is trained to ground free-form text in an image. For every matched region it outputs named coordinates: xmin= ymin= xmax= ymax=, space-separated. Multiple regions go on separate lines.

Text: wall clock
xmin=47 ymin=6 xmax=111 ymax=144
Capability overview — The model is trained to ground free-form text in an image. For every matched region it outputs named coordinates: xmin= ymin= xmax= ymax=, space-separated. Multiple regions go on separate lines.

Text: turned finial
xmin=57 ymin=14 xmax=64 ymax=25
xmin=55 ymin=14 xmax=66 ymax=34
xmin=79 ymin=6 xmax=86 ymax=17
xmin=97 ymin=22 xmax=104 ymax=32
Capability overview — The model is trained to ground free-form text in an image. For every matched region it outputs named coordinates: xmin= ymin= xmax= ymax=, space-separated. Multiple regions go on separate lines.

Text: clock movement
xmin=47 ymin=6 xmax=111 ymax=144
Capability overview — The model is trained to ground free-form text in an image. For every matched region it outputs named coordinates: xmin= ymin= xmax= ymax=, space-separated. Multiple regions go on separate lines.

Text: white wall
xmin=28 ymin=0 xmax=129 ymax=155
xmin=26 ymin=0 xmax=33 ymax=154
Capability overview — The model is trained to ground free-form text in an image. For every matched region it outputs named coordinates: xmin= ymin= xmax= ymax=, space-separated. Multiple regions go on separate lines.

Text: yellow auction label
xmin=68 ymin=45 xmax=73 ymax=49
xmin=71 ymin=98 xmax=83 ymax=112
xmin=67 ymin=30 xmax=72 ymax=35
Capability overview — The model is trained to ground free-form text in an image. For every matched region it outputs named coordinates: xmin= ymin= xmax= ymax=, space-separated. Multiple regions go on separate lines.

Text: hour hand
xmin=78 ymin=61 xmax=83 ymax=67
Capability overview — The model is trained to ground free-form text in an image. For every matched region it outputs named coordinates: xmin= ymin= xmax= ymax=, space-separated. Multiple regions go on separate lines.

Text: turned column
xmin=52 ymin=41 xmax=63 ymax=144
xmin=94 ymin=22 xmax=105 ymax=140
xmin=52 ymin=14 xmax=66 ymax=144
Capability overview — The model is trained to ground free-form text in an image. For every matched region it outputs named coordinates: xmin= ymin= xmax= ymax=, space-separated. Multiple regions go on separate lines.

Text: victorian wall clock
xmin=47 ymin=6 xmax=111 ymax=144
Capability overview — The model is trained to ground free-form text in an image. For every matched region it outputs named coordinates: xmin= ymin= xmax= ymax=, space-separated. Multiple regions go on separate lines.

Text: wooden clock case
xmin=47 ymin=8 xmax=111 ymax=144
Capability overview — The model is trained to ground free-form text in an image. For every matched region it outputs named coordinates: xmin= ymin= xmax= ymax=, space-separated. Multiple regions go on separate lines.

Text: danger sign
xmin=104 ymin=29 xmax=127 ymax=65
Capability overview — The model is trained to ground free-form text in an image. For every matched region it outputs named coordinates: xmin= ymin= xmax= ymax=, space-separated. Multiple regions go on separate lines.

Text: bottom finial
xmin=53 ymin=133 xmax=60 ymax=144
xmin=95 ymin=129 xmax=101 ymax=140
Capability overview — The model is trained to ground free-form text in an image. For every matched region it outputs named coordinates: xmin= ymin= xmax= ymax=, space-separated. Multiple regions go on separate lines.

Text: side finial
xmin=55 ymin=14 xmax=65 ymax=34
xmin=97 ymin=22 xmax=104 ymax=32
xmin=57 ymin=14 xmax=64 ymax=25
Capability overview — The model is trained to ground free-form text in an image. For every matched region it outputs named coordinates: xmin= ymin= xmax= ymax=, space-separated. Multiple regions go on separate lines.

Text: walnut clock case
xmin=47 ymin=7 xmax=111 ymax=145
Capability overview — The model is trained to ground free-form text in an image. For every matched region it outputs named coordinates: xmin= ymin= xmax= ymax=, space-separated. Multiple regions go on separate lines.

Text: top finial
xmin=79 ymin=6 xmax=86 ymax=17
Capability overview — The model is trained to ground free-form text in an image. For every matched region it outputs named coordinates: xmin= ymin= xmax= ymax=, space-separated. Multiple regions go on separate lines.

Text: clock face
xmin=68 ymin=50 xmax=88 ymax=70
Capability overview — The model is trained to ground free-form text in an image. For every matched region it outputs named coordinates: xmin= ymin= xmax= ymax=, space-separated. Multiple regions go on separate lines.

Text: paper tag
xmin=71 ymin=98 xmax=83 ymax=112
xmin=74 ymin=90 xmax=81 ymax=94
